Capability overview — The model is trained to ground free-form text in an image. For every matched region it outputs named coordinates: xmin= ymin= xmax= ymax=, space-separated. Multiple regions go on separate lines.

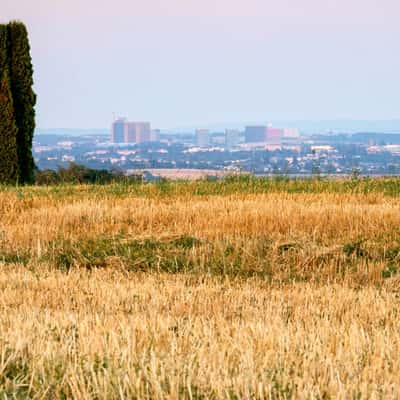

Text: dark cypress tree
xmin=0 ymin=25 xmax=19 ymax=184
xmin=8 ymin=21 xmax=36 ymax=184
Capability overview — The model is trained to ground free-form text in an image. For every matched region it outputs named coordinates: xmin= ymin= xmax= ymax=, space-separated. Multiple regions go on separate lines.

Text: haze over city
xmin=2 ymin=0 xmax=400 ymax=129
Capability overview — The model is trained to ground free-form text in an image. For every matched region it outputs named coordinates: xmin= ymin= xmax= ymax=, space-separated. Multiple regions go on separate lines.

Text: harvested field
xmin=0 ymin=178 xmax=399 ymax=398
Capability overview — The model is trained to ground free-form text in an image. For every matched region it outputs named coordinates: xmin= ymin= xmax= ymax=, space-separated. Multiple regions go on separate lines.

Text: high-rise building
xmin=266 ymin=127 xmax=283 ymax=144
xmin=244 ymin=126 xmax=267 ymax=143
xmin=196 ymin=129 xmax=210 ymax=147
xmin=137 ymin=122 xmax=151 ymax=144
xmin=125 ymin=122 xmax=151 ymax=144
xmin=111 ymin=118 xmax=127 ymax=143
xmin=124 ymin=122 xmax=135 ymax=143
xmin=225 ymin=129 xmax=240 ymax=150
xmin=151 ymin=129 xmax=161 ymax=142
xmin=111 ymin=119 xmax=151 ymax=143
xmin=283 ymin=128 xmax=300 ymax=139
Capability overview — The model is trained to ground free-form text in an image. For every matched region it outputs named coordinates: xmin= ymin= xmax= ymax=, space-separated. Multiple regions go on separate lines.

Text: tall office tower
xmin=125 ymin=122 xmax=137 ymax=143
xmin=151 ymin=129 xmax=161 ymax=142
xmin=136 ymin=122 xmax=151 ymax=143
xmin=225 ymin=129 xmax=240 ymax=150
xmin=266 ymin=127 xmax=283 ymax=144
xmin=244 ymin=126 xmax=267 ymax=143
xmin=196 ymin=129 xmax=210 ymax=147
xmin=283 ymin=128 xmax=300 ymax=139
xmin=111 ymin=118 xmax=127 ymax=143
xmin=124 ymin=122 xmax=152 ymax=143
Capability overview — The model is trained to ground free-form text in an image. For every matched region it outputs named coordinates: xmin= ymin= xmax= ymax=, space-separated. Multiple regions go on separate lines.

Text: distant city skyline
xmin=2 ymin=0 xmax=400 ymax=129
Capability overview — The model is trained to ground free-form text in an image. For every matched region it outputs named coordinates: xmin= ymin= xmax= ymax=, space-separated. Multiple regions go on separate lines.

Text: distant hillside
xmin=34 ymin=128 xmax=109 ymax=136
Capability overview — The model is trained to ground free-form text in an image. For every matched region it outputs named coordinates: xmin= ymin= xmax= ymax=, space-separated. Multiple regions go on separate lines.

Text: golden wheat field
xmin=0 ymin=179 xmax=400 ymax=399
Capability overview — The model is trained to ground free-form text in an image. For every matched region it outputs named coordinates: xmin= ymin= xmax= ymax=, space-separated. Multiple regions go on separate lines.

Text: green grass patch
xmin=0 ymin=250 xmax=31 ymax=265
xmin=1 ymin=233 xmax=399 ymax=284
xmin=3 ymin=176 xmax=400 ymax=200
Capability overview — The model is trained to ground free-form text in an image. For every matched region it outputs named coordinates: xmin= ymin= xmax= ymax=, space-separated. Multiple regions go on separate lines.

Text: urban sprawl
xmin=33 ymin=118 xmax=400 ymax=179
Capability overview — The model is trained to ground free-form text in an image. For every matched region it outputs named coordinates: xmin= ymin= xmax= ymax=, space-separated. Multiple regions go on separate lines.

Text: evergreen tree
xmin=8 ymin=21 xmax=36 ymax=184
xmin=0 ymin=25 xmax=19 ymax=184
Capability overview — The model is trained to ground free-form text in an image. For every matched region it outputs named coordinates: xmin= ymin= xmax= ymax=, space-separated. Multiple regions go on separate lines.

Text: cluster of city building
xmin=111 ymin=118 xmax=160 ymax=144
xmin=112 ymin=118 xmax=300 ymax=151
xmin=33 ymin=122 xmax=400 ymax=177
xmin=193 ymin=126 xmax=300 ymax=150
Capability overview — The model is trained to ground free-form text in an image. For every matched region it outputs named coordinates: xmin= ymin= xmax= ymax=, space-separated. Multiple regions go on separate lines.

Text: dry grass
xmin=0 ymin=179 xmax=400 ymax=398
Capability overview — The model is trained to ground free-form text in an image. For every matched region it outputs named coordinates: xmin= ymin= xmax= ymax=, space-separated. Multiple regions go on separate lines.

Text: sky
xmin=1 ymin=0 xmax=400 ymax=129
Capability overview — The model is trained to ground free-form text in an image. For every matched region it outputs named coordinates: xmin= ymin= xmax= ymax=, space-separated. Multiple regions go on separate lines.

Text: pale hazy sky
xmin=1 ymin=0 xmax=400 ymax=129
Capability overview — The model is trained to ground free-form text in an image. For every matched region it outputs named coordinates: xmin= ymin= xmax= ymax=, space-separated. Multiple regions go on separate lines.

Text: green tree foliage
xmin=0 ymin=25 xmax=19 ymax=184
xmin=8 ymin=21 xmax=36 ymax=184
xmin=35 ymin=163 xmax=142 ymax=185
